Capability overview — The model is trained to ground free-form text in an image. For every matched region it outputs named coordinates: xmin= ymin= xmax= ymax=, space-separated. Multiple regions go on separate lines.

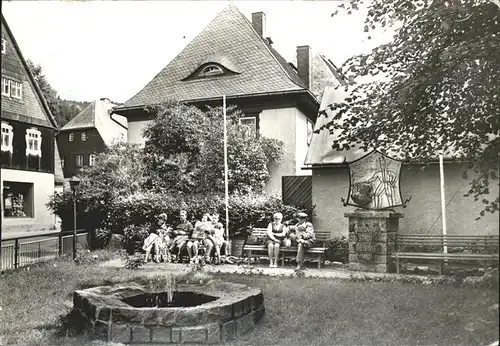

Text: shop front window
xmin=3 ymin=181 xmax=34 ymax=218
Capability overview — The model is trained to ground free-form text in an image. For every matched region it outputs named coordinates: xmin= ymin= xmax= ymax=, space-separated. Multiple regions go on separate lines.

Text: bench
xmin=391 ymin=234 xmax=499 ymax=274
xmin=243 ymin=228 xmax=330 ymax=269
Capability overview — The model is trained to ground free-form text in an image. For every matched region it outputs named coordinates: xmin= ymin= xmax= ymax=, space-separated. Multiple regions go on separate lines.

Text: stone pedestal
xmin=345 ymin=209 xmax=403 ymax=273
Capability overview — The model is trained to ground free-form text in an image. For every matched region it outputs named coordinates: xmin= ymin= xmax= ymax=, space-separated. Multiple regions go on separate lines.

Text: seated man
xmin=169 ymin=210 xmax=194 ymax=263
xmin=187 ymin=213 xmax=213 ymax=264
xmin=288 ymin=212 xmax=316 ymax=270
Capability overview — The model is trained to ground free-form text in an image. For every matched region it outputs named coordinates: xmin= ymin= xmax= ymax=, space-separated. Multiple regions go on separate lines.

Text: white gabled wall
xmin=1 ymin=169 xmax=56 ymax=232
xmin=311 ymin=163 xmax=500 ymax=237
xmin=259 ymin=107 xmax=312 ymax=195
xmin=127 ymin=120 xmax=151 ymax=146
xmin=295 ymin=108 xmax=312 ymax=176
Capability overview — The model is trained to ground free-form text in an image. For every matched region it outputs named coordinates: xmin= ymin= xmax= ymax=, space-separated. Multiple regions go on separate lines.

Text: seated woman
xmin=289 ymin=212 xmax=316 ymax=270
xmin=157 ymin=222 xmax=173 ymax=263
xmin=187 ymin=213 xmax=213 ymax=264
xmin=143 ymin=213 xmax=169 ymax=263
xmin=266 ymin=212 xmax=288 ymax=268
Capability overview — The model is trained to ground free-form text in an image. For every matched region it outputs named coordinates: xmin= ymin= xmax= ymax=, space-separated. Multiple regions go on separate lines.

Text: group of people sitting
xmin=266 ymin=212 xmax=315 ymax=270
xmin=142 ymin=209 xmax=316 ymax=270
xmin=142 ymin=210 xmax=233 ymax=265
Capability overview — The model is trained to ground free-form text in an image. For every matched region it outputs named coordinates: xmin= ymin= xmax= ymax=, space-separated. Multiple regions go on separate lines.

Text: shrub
xmin=123 ymin=253 xmax=145 ymax=269
xmin=103 ymin=191 xmax=308 ymax=237
xmin=123 ymin=224 xmax=151 ymax=255
xmin=49 ymin=187 xmax=308 ymax=240
xmin=324 ymin=236 xmax=349 ymax=263
xmin=93 ymin=228 xmax=112 ymax=249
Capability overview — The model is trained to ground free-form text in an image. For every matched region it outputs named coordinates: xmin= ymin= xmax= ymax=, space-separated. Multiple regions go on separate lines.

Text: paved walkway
xmin=100 ymin=258 xmax=435 ymax=283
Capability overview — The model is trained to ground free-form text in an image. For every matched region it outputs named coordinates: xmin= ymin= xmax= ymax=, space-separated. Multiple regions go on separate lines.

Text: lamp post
xmin=69 ymin=176 xmax=81 ymax=260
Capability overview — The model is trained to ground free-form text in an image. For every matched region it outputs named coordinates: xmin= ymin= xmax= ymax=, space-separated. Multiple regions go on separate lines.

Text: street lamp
xmin=69 ymin=176 xmax=81 ymax=260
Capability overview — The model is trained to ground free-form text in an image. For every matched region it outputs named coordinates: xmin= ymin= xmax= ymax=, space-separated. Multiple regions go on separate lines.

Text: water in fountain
xmin=143 ymin=274 xmax=176 ymax=307
xmin=123 ymin=274 xmax=216 ymax=308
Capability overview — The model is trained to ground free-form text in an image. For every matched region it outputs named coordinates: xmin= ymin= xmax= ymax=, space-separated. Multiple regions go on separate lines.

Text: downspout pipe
xmin=108 ymin=109 xmax=128 ymax=130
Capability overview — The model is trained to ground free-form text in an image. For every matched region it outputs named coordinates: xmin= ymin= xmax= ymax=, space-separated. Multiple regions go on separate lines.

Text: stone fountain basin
xmin=73 ymin=279 xmax=265 ymax=344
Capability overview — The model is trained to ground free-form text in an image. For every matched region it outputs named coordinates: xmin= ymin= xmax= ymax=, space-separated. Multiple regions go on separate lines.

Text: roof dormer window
xmin=200 ymin=64 xmax=224 ymax=77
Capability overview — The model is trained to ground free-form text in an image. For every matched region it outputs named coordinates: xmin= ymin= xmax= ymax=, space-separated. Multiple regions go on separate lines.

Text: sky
xmin=2 ymin=0 xmax=394 ymax=103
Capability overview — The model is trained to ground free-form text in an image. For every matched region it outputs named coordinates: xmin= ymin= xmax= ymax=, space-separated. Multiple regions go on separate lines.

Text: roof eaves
xmin=2 ymin=14 xmax=59 ymax=129
xmin=114 ymin=89 xmax=319 ymax=114
xmin=58 ymin=125 xmax=95 ymax=132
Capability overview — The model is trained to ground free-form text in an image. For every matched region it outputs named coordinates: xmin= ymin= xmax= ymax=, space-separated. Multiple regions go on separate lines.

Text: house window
xmin=307 ymin=120 xmax=314 ymax=146
xmin=81 ymin=132 xmax=87 ymax=141
xmin=89 ymin=153 xmax=96 ymax=166
xmin=69 ymin=133 xmax=75 ymax=142
xmin=10 ymin=81 xmax=22 ymax=99
xmin=239 ymin=117 xmax=257 ymax=136
xmin=25 ymin=128 xmax=42 ymax=157
xmin=200 ymin=64 xmax=224 ymax=77
xmin=2 ymin=78 xmax=10 ymax=96
xmin=1 ymin=37 xmax=5 ymax=54
xmin=75 ymin=154 xmax=84 ymax=167
xmin=1 ymin=78 xmax=23 ymax=99
xmin=1 ymin=122 xmax=14 ymax=153
xmin=3 ymin=181 xmax=34 ymax=218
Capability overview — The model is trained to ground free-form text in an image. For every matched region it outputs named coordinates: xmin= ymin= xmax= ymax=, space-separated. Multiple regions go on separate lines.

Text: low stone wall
xmin=73 ymin=279 xmax=265 ymax=344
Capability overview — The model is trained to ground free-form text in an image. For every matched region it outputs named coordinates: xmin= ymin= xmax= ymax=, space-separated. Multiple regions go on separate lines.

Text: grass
xmin=0 ymin=252 xmax=498 ymax=346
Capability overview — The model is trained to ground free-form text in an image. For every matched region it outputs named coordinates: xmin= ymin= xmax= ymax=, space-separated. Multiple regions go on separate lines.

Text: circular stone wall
xmin=73 ymin=279 xmax=265 ymax=344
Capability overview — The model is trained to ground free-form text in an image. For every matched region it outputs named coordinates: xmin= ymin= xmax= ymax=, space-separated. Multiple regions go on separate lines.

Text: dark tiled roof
xmin=118 ymin=5 xmax=308 ymax=109
xmin=60 ymin=102 xmax=95 ymax=131
xmin=266 ymin=43 xmax=306 ymax=88
xmin=319 ymin=55 xmax=348 ymax=86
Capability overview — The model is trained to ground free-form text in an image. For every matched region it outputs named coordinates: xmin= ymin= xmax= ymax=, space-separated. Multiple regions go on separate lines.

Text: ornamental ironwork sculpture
xmin=343 ymin=151 xmax=408 ymax=210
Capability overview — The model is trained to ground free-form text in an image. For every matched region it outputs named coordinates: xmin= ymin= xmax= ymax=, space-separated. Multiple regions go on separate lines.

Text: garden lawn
xmin=0 ymin=254 xmax=498 ymax=345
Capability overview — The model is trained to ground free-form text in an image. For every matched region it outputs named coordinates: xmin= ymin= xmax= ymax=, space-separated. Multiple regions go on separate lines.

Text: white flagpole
xmin=223 ymin=95 xmax=230 ymax=241
xmin=439 ymin=154 xmax=447 ymax=254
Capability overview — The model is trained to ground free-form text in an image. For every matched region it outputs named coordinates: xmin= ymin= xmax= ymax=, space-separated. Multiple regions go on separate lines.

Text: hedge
xmin=48 ymin=191 xmax=310 ymax=237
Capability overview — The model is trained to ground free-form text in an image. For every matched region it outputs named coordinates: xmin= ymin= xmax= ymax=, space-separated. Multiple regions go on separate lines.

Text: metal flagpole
xmin=223 ymin=95 xmax=230 ymax=242
xmin=439 ymin=154 xmax=447 ymax=254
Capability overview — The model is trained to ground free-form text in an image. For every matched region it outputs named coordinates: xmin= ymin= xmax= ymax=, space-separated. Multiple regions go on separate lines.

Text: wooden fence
xmin=282 ymin=175 xmax=312 ymax=210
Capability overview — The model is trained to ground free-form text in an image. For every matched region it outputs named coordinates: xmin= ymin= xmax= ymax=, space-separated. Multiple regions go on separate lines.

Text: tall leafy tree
xmin=325 ymin=0 xmax=499 ymax=215
xmin=142 ymin=103 xmax=283 ymax=194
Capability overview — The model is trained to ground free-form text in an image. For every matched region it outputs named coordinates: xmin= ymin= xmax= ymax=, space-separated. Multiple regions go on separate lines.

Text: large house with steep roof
xmin=57 ymin=98 xmax=127 ymax=178
xmin=1 ymin=15 xmax=63 ymax=232
xmin=113 ymin=5 xmax=342 ymax=194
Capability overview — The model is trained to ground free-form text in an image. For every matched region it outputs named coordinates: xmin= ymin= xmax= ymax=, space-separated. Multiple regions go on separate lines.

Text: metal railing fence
xmin=1 ymin=229 xmax=89 ymax=271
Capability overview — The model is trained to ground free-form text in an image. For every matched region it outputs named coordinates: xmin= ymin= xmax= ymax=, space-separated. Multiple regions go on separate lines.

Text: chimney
xmin=296 ymin=45 xmax=312 ymax=89
xmin=252 ymin=12 xmax=266 ymax=37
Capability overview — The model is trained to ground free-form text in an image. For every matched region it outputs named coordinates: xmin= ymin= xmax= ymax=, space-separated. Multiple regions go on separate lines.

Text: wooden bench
xmin=243 ymin=228 xmax=330 ymax=268
xmin=391 ymin=234 xmax=499 ymax=274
